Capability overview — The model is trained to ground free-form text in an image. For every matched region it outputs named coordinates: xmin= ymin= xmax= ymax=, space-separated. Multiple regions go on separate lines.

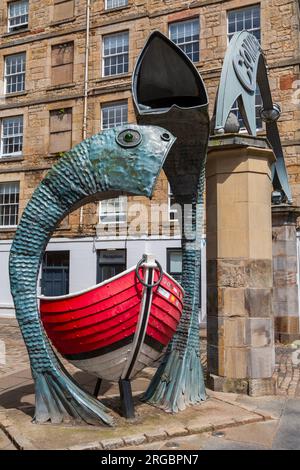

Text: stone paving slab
xmin=122 ymin=420 xmax=281 ymax=451
xmin=0 ymin=429 xmax=17 ymax=450
xmin=0 ymin=396 xmax=267 ymax=450
xmin=207 ymin=390 xmax=286 ymax=420
xmin=272 ymin=399 xmax=300 ymax=450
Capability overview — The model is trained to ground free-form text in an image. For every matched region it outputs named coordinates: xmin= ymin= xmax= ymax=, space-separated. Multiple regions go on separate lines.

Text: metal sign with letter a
xmin=214 ymin=31 xmax=292 ymax=203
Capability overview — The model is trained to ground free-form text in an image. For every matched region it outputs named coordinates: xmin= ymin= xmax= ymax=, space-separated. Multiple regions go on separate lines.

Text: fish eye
xmin=116 ymin=129 xmax=142 ymax=148
xmin=161 ymin=132 xmax=171 ymax=142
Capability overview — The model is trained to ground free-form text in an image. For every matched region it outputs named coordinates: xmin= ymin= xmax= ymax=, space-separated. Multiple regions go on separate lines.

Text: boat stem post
xmin=119 ymin=379 xmax=135 ymax=419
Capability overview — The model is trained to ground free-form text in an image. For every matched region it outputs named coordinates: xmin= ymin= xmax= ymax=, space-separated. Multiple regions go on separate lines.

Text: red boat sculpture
xmin=39 ymin=254 xmax=184 ymax=383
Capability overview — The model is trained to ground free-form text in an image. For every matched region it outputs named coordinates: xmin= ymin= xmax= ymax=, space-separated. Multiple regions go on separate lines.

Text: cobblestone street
xmin=1 ymin=319 xmax=300 ymax=397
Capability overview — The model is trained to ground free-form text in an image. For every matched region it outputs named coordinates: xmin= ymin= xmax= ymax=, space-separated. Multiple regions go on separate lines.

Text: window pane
xmin=97 ymin=249 xmax=126 ymax=283
xmin=99 ymin=196 xmax=127 ymax=224
xmin=101 ymin=101 xmax=128 ymax=129
xmin=5 ymin=53 xmax=26 ymax=94
xmin=0 ymin=182 xmax=20 ymax=227
xmin=227 ymin=6 xmax=262 ymax=130
xmin=1 ymin=116 xmax=23 ymax=156
xmin=8 ymin=0 xmax=29 ymax=32
xmin=170 ymin=252 xmax=182 ymax=273
xmin=169 ymin=19 xmax=200 ymax=62
xmin=228 ymin=6 xmax=261 ymax=44
xmin=167 ymin=249 xmax=182 ymax=283
xmin=168 ymin=184 xmax=179 ymax=222
xmin=105 ymin=0 xmax=128 ymax=9
xmin=42 ymin=251 xmax=70 ymax=296
xmin=103 ymin=32 xmax=129 ymax=76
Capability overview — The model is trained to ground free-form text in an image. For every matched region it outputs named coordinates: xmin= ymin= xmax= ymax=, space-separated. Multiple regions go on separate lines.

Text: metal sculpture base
xmin=119 ymin=379 xmax=135 ymax=419
xmin=93 ymin=378 xmax=102 ymax=398
xmin=94 ymin=378 xmax=135 ymax=419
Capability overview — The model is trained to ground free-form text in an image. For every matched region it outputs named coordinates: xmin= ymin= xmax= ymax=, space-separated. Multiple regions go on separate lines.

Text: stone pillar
xmin=206 ymin=134 xmax=276 ymax=396
xmin=272 ymin=205 xmax=300 ymax=343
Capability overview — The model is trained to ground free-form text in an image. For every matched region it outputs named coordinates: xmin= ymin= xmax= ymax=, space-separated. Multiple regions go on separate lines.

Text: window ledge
xmin=55 ymin=225 xmax=71 ymax=231
xmin=102 ymin=5 xmax=131 ymax=14
xmin=0 ymin=156 xmax=24 ymax=163
xmin=0 ymin=227 xmax=17 ymax=232
xmin=4 ymin=91 xmax=28 ymax=99
xmin=46 ymin=83 xmax=76 ymax=92
xmin=95 ymin=73 xmax=131 ymax=84
xmin=46 ymin=153 xmax=65 ymax=158
xmin=50 ymin=17 xmax=77 ymax=27
xmin=3 ymin=28 xmax=30 ymax=37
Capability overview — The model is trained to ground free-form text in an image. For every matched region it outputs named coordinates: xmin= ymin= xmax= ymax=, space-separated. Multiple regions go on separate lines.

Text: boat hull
xmin=40 ymin=267 xmax=184 ymax=381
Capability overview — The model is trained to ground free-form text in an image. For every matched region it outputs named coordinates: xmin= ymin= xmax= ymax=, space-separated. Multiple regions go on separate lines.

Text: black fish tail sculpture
xmin=9 ymin=125 xmax=176 ymax=425
xmin=132 ymin=32 xmax=210 ymax=411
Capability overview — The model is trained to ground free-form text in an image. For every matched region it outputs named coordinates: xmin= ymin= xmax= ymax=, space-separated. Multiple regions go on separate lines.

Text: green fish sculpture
xmin=9 ymin=125 xmax=176 ymax=426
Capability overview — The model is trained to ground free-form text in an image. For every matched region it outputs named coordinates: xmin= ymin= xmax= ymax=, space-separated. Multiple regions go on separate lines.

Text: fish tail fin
xmin=34 ymin=370 xmax=114 ymax=426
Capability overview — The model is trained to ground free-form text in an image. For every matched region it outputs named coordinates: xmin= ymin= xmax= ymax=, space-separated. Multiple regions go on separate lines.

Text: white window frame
xmin=227 ymin=5 xmax=262 ymax=131
xmin=0 ymin=181 xmax=20 ymax=228
xmin=227 ymin=5 xmax=261 ymax=43
xmin=99 ymin=196 xmax=127 ymax=225
xmin=105 ymin=0 xmax=128 ymax=10
xmin=8 ymin=0 xmax=29 ymax=33
xmin=167 ymin=248 xmax=182 ymax=283
xmin=102 ymin=31 xmax=129 ymax=77
xmin=101 ymin=101 xmax=128 ymax=130
xmin=169 ymin=18 xmax=200 ymax=63
xmin=5 ymin=52 xmax=26 ymax=95
xmin=0 ymin=116 xmax=23 ymax=158
xmin=168 ymin=184 xmax=179 ymax=223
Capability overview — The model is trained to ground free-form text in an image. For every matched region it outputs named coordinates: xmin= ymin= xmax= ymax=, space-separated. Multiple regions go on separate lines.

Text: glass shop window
xmin=97 ymin=249 xmax=126 ymax=283
xmin=167 ymin=248 xmax=182 ymax=284
xmin=41 ymin=251 xmax=70 ymax=297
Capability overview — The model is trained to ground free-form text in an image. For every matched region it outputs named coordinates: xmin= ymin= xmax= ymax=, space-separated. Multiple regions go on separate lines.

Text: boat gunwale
xmin=38 ymin=264 xmax=184 ymax=301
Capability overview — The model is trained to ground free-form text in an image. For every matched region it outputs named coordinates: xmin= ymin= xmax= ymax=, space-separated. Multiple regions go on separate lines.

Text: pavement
xmin=0 ymin=318 xmax=300 ymax=450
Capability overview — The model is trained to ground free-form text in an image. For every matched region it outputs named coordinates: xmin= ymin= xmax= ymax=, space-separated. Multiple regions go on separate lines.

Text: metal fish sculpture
xmin=9 ymin=125 xmax=176 ymax=426
xmin=132 ymin=32 xmax=210 ymax=411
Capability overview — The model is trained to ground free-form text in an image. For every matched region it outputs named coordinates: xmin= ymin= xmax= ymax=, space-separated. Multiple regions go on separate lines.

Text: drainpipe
xmin=83 ymin=0 xmax=91 ymax=140
xmin=80 ymin=0 xmax=91 ymax=230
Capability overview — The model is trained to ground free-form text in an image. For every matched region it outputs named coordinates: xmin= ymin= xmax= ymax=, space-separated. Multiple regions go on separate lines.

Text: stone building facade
xmin=0 ymin=0 xmax=299 ymax=317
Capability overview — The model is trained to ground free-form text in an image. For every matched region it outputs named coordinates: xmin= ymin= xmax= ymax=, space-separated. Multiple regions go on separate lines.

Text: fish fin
xmin=34 ymin=370 xmax=114 ymax=426
xmin=144 ymin=348 xmax=206 ymax=413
